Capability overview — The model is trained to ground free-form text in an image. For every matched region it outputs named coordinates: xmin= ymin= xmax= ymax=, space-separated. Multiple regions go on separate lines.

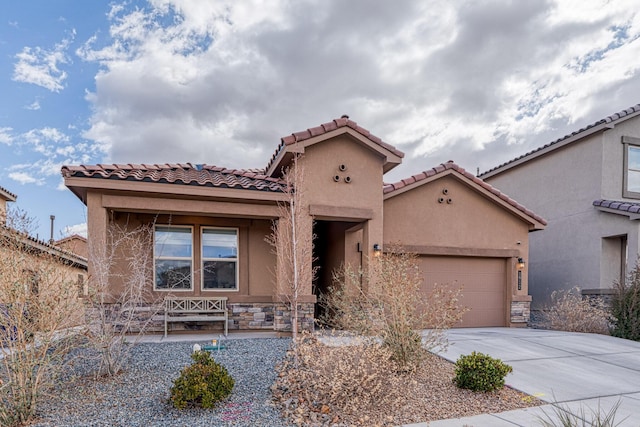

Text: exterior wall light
xmin=373 ymin=243 xmax=382 ymax=256
xmin=517 ymin=257 xmax=525 ymax=270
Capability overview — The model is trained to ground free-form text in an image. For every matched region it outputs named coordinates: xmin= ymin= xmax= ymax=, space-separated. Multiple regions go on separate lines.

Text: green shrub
xmin=170 ymin=351 xmax=234 ymax=409
xmin=454 ymin=351 xmax=513 ymax=392
xmin=610 ymin=262 xmax=640 ymax=341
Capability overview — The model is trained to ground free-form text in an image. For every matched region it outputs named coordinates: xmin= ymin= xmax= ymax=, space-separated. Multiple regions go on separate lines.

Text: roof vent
xmin=195 ymin=164 xmax=203 ymax=171
xmin=341 ymin=114 xmax=349 ymax=119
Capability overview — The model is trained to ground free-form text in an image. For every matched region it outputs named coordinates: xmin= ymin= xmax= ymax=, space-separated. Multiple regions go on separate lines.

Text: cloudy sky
xmin=1 ymin=0 xmax=640 ymax=241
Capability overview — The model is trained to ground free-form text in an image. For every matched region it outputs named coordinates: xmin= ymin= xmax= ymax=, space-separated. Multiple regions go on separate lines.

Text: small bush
xmin=610 ymin=262 xmax=640 ymax=341
xmin=539 ymin=287 xmax=610 ymax=334
xmin=454 ymin=351 xmax=513 ymax=392
xmin=170 ymin=351 xmax=234 ymax=409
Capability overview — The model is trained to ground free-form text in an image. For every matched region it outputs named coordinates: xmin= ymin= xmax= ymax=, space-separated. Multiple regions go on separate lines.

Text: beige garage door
xmin=419 ymin=256 xmax=507 ymax=327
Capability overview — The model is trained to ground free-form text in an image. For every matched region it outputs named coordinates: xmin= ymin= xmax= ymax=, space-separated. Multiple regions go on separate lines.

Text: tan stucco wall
xmin=102 ymin=211 xmax=276 ymax=303
xmin=299 ymin=135 xmax=385 ymax=290
xmin=0 ymin=242 xmax=86 ymax=327
xmin=383 ymin=174 xmax=531 ymax=298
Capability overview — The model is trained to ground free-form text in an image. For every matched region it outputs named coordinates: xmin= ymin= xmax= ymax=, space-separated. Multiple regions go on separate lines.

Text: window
xmin=202 ymin=228 xmax=238 ymax=290
xmin=623 ymin=136 xmax=640 ymax=198
xmin=154 ymin=226 xmax=193 ymax=290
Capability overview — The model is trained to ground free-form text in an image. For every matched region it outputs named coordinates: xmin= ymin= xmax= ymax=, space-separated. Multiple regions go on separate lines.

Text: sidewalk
xmin=405 ymin=328 xmax=640 ymax=426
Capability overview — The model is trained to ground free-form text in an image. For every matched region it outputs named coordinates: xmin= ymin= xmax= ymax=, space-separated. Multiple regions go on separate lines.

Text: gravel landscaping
xmin=32 ymin=338 xmax=294 ymax=427
xmin=30 ymin=336 xmax=539 ymax=427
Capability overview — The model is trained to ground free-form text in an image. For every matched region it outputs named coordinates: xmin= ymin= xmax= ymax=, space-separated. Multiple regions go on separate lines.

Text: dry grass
xmin=538 ymin=287 xmax=610 ymax=334
xmin=272 ymin=334 xmax=539 ymax=426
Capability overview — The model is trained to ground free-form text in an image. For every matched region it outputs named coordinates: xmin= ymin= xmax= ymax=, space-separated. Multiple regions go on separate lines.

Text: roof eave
xmin=481 ymin=122 xmax=615 ymax=179
xmin=63 ymin=176 xmax=288 ymax=204
xmin=384 ymin=168 xmax=547 ymax=230
xmin=267 ymin=127 xmax=403 ymax=177
xmin=594 ymin=206 xmax=640 ymax=220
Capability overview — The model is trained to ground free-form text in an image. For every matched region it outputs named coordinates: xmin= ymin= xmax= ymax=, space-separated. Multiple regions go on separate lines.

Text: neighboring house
xmin=62 ymin=117 xmax=544 ymax=332
xmin=480 ymin=104 xmax=640 ymax=309
xmin=55 ymin=234 xmax=88 ymax=259
xmin=0 ymin=184 xmax=88 ymax=326
xmin=0 ymin=185 xmax=17 ymax=221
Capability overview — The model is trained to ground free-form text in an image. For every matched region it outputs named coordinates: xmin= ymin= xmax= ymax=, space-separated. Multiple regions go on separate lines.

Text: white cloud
xmin=13 ymin=35 xmax=73 ymax=92
xmin=62 ymin=222 xmax=88 ymax=238
xmin=9 ymin=172 xmax=43 ymax=185
xmin=0 ymin=128 xmax=13 ymax=145
xmin=72 ymin=0 xmax=640 ymax=180
xmin=25 ymin=100 xmax=41 ymax=110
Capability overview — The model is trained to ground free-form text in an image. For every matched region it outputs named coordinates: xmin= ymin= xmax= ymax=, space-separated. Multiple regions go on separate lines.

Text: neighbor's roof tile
xmin=0 ymin=185 xmax=17 ymax=201
xmin=593 ymin=199 xmax=640 ymax=215
xmin=384 ymin=161 xmax=547 ymax=225
xmin=481 ymin=104 xmax=640 ymax=176
xmin=61 ymin=163 xmax=287 ymax=193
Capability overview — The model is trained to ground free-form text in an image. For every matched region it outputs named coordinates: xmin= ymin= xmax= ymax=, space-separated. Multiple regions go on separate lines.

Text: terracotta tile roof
xmin=481 ymin=104 xmax=640 ymax=177
xmin=0 ymin=185 xmax=17 ymax=201
xmin=61 ymin=163 xmax=287 ymax=193
xmin=384 ymin=161 xmax=547 ymax=225
xmin=0 ymin=225 xmax=87 ymax=268
xmin=265 ymin=116 xmax=404 ymax=173
xmin=593 ymin=199 xmax=640 ymax=214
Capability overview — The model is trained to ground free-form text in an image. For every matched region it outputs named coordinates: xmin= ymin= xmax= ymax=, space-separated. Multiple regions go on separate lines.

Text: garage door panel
xmin=419 ymin=256 xmax=507 ymax=327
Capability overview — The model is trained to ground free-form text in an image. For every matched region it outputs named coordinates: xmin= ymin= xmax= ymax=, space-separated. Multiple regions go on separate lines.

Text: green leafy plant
xmin=454 ymin=351 xmax=513 ymax=392
xmin=170 ymin=350 xmax=234 ymax=409
xmin=610 ymin=260 xmax=640 ymax=341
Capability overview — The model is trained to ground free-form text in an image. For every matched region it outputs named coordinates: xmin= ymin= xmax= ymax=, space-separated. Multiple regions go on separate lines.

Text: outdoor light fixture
xmin=516 ymin=257 xmax=525 ymax=291
xmin=373 ymin=243 xmax=381 ymax=255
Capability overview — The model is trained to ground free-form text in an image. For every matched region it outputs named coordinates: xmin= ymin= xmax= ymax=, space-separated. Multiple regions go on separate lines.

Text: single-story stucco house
xmin=62 ymin=116 xmax=545 ymax=333
xmin=0 ymin=184 xmax=88 ymax=326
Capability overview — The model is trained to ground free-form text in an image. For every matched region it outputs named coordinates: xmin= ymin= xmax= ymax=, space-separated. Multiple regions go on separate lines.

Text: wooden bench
xmin=164 ymin=297 xmax=228 ymax=337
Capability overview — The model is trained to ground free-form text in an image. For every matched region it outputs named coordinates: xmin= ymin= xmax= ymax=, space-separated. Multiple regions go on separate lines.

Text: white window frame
xmin=153 ymin=225 xmax=194 ymax=291
xmin=622 ymin=136 xmax=640 ymax=199
xmin=201 ymin=226 xmax=239 ymax=292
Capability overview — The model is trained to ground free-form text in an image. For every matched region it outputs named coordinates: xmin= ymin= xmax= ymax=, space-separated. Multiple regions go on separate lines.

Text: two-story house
xmin=481 ymin=104 xmax=640 ymax=309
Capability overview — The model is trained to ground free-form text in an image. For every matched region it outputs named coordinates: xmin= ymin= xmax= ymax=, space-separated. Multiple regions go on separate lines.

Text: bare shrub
xmin=0 ymin=210 xmax=83 ymax=426
xmin=539 ymin=287 xmax=610 ymax=334
xmin=273 ymin=332 xmax=539 ymax=426
xmin=85 ymin=219 xmax=162 ymax=377
xmin=322 ymin=247 xmax=466 ymax=370
xmin=273 ymin=333 xmax=405 ymax=425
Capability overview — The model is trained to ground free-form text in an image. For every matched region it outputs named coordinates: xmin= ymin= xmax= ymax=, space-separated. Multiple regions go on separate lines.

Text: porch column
xmin=361 ymin=215 xmax=384 ymax=293
xmin=86 ymin=191 xmax=108 ymax=289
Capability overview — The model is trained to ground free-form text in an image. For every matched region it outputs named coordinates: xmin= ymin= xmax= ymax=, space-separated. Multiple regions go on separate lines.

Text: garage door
xmin=419 ymin=256 xmax=507 ymax=327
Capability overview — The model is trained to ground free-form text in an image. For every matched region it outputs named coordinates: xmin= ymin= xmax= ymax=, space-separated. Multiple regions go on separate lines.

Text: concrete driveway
xmin=407 ymin=328 xmax=640 ymax=427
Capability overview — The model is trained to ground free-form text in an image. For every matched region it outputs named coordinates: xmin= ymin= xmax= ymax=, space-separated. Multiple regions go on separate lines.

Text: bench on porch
xmin=164 ymin=297 xmax=228 ymax=337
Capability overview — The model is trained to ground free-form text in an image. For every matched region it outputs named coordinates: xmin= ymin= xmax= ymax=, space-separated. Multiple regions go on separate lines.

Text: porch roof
xmin=62 ymin=163 xmax=287 ymax=200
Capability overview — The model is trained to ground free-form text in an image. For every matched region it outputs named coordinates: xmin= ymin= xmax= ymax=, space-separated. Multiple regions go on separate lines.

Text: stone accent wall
xmin=228 ymin=303 xmax=275 ymax=330
xmin=581 ymin=288 xmax=615 ymax=309
xmin=510 ymin=300 xmax=530 ymax=324
xmin=84 ymin=302 xmax=165 ymax=334
xmin=88 ymin=301 xmax=317 ymax=334
xmin=274 ymin=302 xmax=315 ymax=332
